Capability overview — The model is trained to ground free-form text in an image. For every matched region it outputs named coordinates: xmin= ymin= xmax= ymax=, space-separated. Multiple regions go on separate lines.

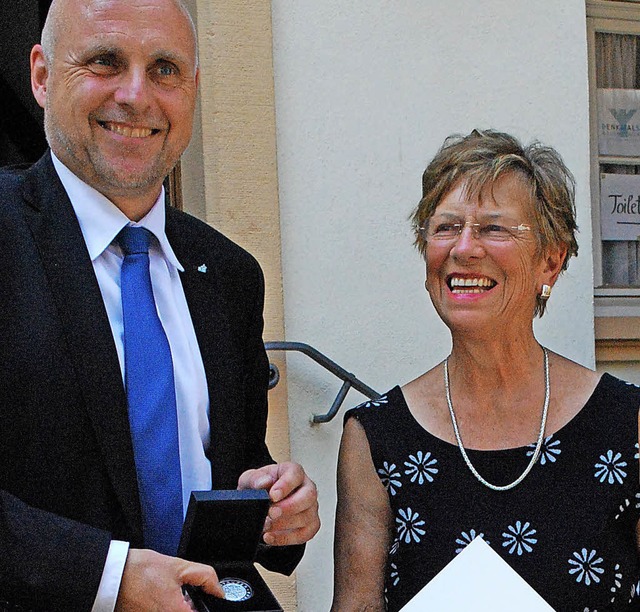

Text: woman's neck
xmin=447 ymin=332 xmax=544 ymax=392
xmin=443 ymin=334 xmax=549 ymax=448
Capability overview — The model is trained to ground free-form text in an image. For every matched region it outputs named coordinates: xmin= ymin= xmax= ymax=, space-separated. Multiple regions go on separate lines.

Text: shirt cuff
xmin=90 ymin=540 xmax=130 ymax=612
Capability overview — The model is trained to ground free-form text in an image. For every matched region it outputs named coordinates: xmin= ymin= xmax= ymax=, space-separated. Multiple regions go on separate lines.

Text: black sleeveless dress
xmin=344 ymin=374 xmax=640 ymax=611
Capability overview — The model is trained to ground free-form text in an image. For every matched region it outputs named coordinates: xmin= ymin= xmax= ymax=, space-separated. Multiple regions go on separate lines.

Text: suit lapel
xmin=22 ymin=154 xmax=143 ymax=542
xmin=166 ymin=211 xmax=245 ymax=488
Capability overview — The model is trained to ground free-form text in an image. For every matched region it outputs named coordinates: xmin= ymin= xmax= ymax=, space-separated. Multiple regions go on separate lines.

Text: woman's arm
xmin=331 ymin=417 xmax=393 ymax=611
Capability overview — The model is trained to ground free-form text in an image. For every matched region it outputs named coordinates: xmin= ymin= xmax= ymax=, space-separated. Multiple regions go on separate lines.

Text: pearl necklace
xmin=443 ymin=347 xmax=549 ymax=491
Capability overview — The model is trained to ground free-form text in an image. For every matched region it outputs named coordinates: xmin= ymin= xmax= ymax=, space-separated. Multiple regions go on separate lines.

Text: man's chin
xmin=50 ymin=144 xmax=173 ymax=209
xmin=88 ymin=161 xmax=170 ymax=199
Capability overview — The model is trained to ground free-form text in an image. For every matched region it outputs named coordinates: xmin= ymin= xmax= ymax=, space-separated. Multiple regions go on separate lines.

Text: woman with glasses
xmin=332 ymin=129 xmax=640 ymax=611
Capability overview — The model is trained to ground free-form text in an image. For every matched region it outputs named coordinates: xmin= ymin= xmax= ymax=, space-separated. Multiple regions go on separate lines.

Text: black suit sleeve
xmin=0 ymin=159 xmax=120 ymax=611
xmin=241 ymin=259 xmax=277 ymax=469
xmin=0 ymin=490 xmax=111 ymax=611
xmin=242 ymin=262 xmax=305 ymax=575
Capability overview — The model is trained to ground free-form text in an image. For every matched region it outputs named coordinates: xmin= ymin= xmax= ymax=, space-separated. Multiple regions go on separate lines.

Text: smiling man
xmin=0 ymin=1 xmax=319 ymax=611
xmin=33 ymin=0 xmax=199 ymax=219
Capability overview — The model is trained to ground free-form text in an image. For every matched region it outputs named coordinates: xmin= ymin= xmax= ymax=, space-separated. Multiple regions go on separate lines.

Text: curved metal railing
xmin=264 ymin=341 xmax=381 ymax=423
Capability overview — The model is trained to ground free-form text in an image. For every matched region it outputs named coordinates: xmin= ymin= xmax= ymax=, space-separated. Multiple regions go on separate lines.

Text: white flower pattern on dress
xmin=455 ymin=529 xmax=489 ymax=554
xmin=568 ymin=549 xmax=605 ymax=586
xmin=396 ymin=507 xmax=426 ymax=544
xmin=359 ymin=395 xmax=388 ymax=409
xmin=594 ymin=450 xmax=627 ymax=484
xmin=354 ymin=379 xmax=640 ymax=609
xmin=389 ymin=562 xmax=399 ymax=587
xmin=378 ymin=461 xmax=402 ymax=496
xmin=610 ymin=563 xmax=622 ymax=603
xmin=502 ymin=521 xmax=537 ymax=556
xmin=526 ymin=434 xmax=561 ymax=465
xmin=404 ymin=451 xmax=438 ymax=484
xmin=614 ymin=498 xmax=631 ymax=520
xmin=389 ymin=539 xmax=400 ymax=556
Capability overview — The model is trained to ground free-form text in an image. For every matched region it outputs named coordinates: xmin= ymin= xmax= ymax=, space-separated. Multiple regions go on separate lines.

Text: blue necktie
xmin=118 ymin=226 xmax=183 ymax=555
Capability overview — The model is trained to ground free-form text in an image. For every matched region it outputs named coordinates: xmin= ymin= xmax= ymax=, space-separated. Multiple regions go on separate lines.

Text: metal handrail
xmin=264 ymin=341 xmax=381 ymax=423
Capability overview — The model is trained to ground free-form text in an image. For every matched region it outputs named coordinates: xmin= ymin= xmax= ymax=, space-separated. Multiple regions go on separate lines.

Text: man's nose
xmin=113 ymin=67 xmax=151 ymax=108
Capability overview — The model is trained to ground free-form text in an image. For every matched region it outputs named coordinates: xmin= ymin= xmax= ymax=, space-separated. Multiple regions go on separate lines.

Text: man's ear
xmin=31 ymin=44 xmax=49 ymax=109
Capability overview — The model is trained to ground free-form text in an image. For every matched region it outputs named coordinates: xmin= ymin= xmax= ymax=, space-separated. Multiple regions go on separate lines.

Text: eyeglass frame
xmin=416 ymin=218 xmax=533 ymax=243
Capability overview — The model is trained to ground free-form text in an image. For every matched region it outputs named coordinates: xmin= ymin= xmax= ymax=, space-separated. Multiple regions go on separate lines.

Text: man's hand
xmin=115 ymin=549 xmax=224 ymax=612
xmin=237 ymin=462 xmax=320 ymax=547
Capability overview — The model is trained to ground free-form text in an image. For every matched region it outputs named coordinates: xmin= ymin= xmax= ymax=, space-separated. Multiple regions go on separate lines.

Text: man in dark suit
xmin=0 ymin=0 xmax=320 ymax=610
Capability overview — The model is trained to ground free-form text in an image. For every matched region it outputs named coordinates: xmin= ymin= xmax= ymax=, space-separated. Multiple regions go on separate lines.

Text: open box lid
xmin=178 ymin=490 xmax=270 ymax=566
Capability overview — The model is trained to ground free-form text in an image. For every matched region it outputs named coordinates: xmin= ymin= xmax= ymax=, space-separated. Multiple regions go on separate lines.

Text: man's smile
xmin=97 ymin=120 xmax=160 ymax=138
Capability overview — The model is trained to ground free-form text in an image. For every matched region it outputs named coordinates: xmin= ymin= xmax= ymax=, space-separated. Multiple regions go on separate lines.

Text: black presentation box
xmin=178 ymin=489 xmax=283 ymax=612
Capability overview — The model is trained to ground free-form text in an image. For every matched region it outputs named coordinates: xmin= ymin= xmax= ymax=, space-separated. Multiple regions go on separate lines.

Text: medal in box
xmin=179 ymin=490 xmax=283 ymax=612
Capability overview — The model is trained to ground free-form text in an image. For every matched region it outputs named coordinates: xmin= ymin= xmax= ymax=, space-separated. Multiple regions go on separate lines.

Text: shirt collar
xmin=51 ymin=152 xmax=184 ymax=271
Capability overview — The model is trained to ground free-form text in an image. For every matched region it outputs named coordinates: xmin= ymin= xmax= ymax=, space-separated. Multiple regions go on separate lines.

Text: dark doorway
xmin=0 ymin=0 xmax=51 ymax=166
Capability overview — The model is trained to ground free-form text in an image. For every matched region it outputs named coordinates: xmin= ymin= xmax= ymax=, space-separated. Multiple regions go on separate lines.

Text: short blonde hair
xmin=411 ymin=129 xmax=578 ymax=317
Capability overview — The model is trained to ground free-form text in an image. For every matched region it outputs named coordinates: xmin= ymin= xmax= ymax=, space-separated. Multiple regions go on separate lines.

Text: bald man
xmin=0 ymin=1 xmax=319 ymax=610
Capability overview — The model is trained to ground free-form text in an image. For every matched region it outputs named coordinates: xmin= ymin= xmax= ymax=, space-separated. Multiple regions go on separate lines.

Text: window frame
xmin=587 ymin=1 xmax=640 ymax=316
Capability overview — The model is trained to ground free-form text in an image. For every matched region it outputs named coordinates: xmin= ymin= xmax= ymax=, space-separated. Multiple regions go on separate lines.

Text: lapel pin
xmin=197 ymin=264 xmax=208 ymax=273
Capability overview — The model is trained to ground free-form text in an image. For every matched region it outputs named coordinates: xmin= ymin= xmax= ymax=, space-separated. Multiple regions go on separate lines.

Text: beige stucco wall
xmin=182 ymin=2 xmax=598 ymax=611
xmin=182 ymin=0 xmax=296 ymax=608
xmin=271 ymin=1 xmax=594 ymax=610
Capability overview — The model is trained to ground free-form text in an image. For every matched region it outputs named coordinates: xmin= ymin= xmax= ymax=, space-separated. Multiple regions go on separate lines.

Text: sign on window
xmin=600 ymin=173 xmax=640 ymax=240
xmin=598 ymin=88 xmax=640 ymax=156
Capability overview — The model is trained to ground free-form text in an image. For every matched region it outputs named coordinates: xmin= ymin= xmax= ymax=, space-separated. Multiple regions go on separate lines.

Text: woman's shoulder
xmin=549 ymin=355 xmax=640 ymax=450
xmin=343 ymin=386 xmax=404 ymax=425
xmin=400 ymin=365 xmax=442 ymax=405
xmin=343 ymin=364 xmax=444 ymax=425
xmin=593 ymin=371 xmax=640 ymax=409
xmin=552 ymin=352 xmax=640 ymax=406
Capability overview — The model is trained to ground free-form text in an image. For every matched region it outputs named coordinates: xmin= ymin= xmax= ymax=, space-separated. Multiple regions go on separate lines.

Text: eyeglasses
xmin=418 ymin=219 xmax=532 ymax=243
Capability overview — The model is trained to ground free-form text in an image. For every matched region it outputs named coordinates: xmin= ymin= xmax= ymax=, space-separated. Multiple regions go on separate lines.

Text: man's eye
xmin=89 ymin=56 xmax=119 ymax=72
xmin=155 ymin=62 xmax=178 ymax=78
xmin=92 ymin=56 xmax=115 ymax=66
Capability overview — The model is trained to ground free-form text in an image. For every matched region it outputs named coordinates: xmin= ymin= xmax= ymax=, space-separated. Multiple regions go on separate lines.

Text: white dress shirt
xmin=51 ymin=153 xmax=212 ymax=612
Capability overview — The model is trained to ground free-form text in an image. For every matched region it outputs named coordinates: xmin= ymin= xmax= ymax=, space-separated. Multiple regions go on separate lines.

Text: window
xmin=588 ymin=1 xmax=640 ymax=362
xmin=588 ymin=0 xmax=640 ymax=315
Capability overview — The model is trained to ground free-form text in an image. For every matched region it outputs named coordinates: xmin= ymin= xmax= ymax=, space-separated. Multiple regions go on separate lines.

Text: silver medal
xmin=220 ymin=578 xmax=254 ymax=602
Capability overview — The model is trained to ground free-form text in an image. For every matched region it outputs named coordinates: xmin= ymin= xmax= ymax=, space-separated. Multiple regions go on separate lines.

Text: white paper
xmin=600 ymin=173 xmax=640 ymax=241
xmin=399 ymin=537 xmax=555 ymax=611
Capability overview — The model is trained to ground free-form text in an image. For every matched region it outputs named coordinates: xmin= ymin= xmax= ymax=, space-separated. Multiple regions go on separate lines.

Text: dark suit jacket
xmin=0 ymin=153 xmax=302 ymax=611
